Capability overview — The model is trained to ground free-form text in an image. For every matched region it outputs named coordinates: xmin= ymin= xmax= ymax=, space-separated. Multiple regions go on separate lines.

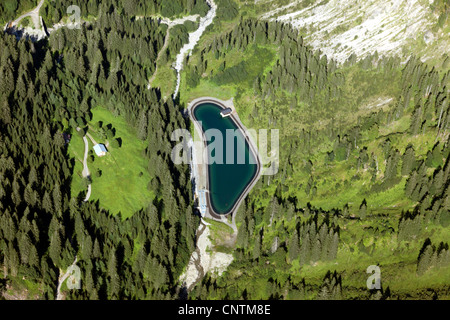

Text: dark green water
xmin=193 ymin=102 xmax=258 ymax=215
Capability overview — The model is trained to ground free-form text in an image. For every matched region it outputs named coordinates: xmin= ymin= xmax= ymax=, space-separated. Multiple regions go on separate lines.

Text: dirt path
xmin=5 ymin=0 xmax=87 ymax=41
xmin=147 ymin=27 xmax=171 ymax=89
xmin=76 ymin=127 xmax=92 ymax=202
xmin=11 ymin=0 xmax=44 ymax=29
xmin=86 ymin=132 xmax=98 ymax=146
xmin=159 ymin=15 xmax=199 ymax=28
xmin=56 ymin=256 xmax=78 ymax=300
xmin=147 ymin=14 xmax=201 ymax=89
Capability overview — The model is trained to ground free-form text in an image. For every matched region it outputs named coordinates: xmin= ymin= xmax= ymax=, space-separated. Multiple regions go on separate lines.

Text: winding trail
xmin=56 ymin=256 xmax=78 ymax=300
xmin=86 ymin=132 xmax=98 ymax=146
xmin=5 ymin=0 xmax=88 ymax=41
xmin=76 ymin=127 xmax=91 ymax=202
xmin=11 ymin=0 xmax=44 ymax=29
xmin=147 ymin=27 xmax=171 ymax=89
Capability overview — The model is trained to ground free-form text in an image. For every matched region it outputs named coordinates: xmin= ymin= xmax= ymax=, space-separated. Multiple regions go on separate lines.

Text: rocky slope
xmin=258 ymin=0 xmax=449 ymax=65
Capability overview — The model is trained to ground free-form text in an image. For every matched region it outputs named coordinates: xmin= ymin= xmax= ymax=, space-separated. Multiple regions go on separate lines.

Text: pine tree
xmin=82 ymin=234 xmax=93 ymax=260
xmin=52 ymin=183 xmax=62 ymax=216
xmin=311 ymin=238 xmax=321 ymax=263
xmin=328 ymin=232 xmax=339 ymax=261
xmin=417 ymin=239 xmax=433 ymax=275
xmin=18 ymin=232 xmax=32 ymax=264
xmin=359 ymin=199 xmax=367 ymax=220
xmin=299 ymin=232 xmax=311 ymax=265
xmin=28 ymin=244 xmax=39 ymax=267
xmin=8 ymin=242 xmax=19 ymax=277
xmin=136 ymin=109 xmax=148 ymax=141
xmin=85 ymin=267 xmax=94 ymax=294
xmin=252 ymin=231 xmax=262 ymax=260
xmin=384 ymin=149 xmax=400 ymax=183
xmin=92 ymin=238 xmax=101 ymax=259
xmin=288 ymin=229 xmax=300 ymax=262
xmin=49 ymin=231 xmax=62 ymax=265
xmin=401 ymin=144 xmax=416 ymax=176
xmin=410 ymin=105 xmax=423 ymax=135
xmin=107 ymin=247 xmax=120 ymax=297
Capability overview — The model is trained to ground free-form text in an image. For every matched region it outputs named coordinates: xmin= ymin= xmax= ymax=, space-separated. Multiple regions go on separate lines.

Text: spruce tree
xmin=288 ymin=229 xmax=300 ymax=262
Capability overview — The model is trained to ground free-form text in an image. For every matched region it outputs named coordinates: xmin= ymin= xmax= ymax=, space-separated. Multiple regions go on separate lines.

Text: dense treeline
xmin=190 ymin=268 xmax=345 ymax=300
xmin=398 ymin=209 xmax=422 ymax=242
xmin=0 ymin=0 xmax=199 ymax=299
xmin=215 ymin=0 xmax=239 ymax=21
xmin=0 ymin=34 xmax=73 ymax=290
xmin=287 ymin=214 xmax=339 ymax=265
xmin=403 ymin=138 xmax=450 ymax=227
xmin=233 ymin=187 xmax=340 ymax=270
xmin=183 ymin=15 xmax=450 ymax=299
xmin=417 ymin=238 xmax=450 ymax=275
xmin=190 ymin=266 xmax=348 ymax=300
xmin=40 ymin=0 xmax=210 ymax=27
xmin=316 ymin=270 xmax=342 ymax=300
xmin=190 ymin=262 xmax=395 ymax=300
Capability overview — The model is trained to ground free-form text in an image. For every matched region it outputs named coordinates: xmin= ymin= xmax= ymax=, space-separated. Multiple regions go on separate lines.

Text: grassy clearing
xmin=68 ymin=107 xmax=154 ymax=219
xmin=204 ymin=218 xmax=235 ymax=254
xmin=152 ymin=61 xmax=177 ymax=100
xmin=181 ymin=78 xmax=236 ymax=104
xmin=18 ymin=16 xmax=32 ymax=28
xmin=181 ymin=44 xmax=277 ymax=107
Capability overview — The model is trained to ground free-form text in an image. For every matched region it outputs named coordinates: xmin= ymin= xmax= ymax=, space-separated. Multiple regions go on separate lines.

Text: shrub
xmin=111 ymin=137 xmax=121 ymax=148
xmin=76 ymin=117 xmax=86 ymax=127
xmin=106 ymin=128 xmax=115 ymax=139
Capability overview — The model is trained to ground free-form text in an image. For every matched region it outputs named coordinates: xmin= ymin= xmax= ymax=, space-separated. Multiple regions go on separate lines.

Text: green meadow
xmin=68 ymin=107 xmax=154 ymax=219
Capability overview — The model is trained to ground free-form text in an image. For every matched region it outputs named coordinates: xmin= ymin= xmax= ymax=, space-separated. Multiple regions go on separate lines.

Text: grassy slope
xmin=178 ymin=8 xmax=450 ymax=299
xmin=68 ymin=107 xmax=154 ymax=219
xmin=239 ymin=0 xmax=450 ymax=70
xmin=152 ymin=61 xmax=177 ymax=100
xmin=182 ymin=35 xmax=418 ymax=211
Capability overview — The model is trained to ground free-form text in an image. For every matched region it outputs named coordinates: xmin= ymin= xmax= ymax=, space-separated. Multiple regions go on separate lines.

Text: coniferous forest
xmin=1 ymin=0 xmax=450 ymax=301
xmin=0 ymin=2 xmax=198 ymax=299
